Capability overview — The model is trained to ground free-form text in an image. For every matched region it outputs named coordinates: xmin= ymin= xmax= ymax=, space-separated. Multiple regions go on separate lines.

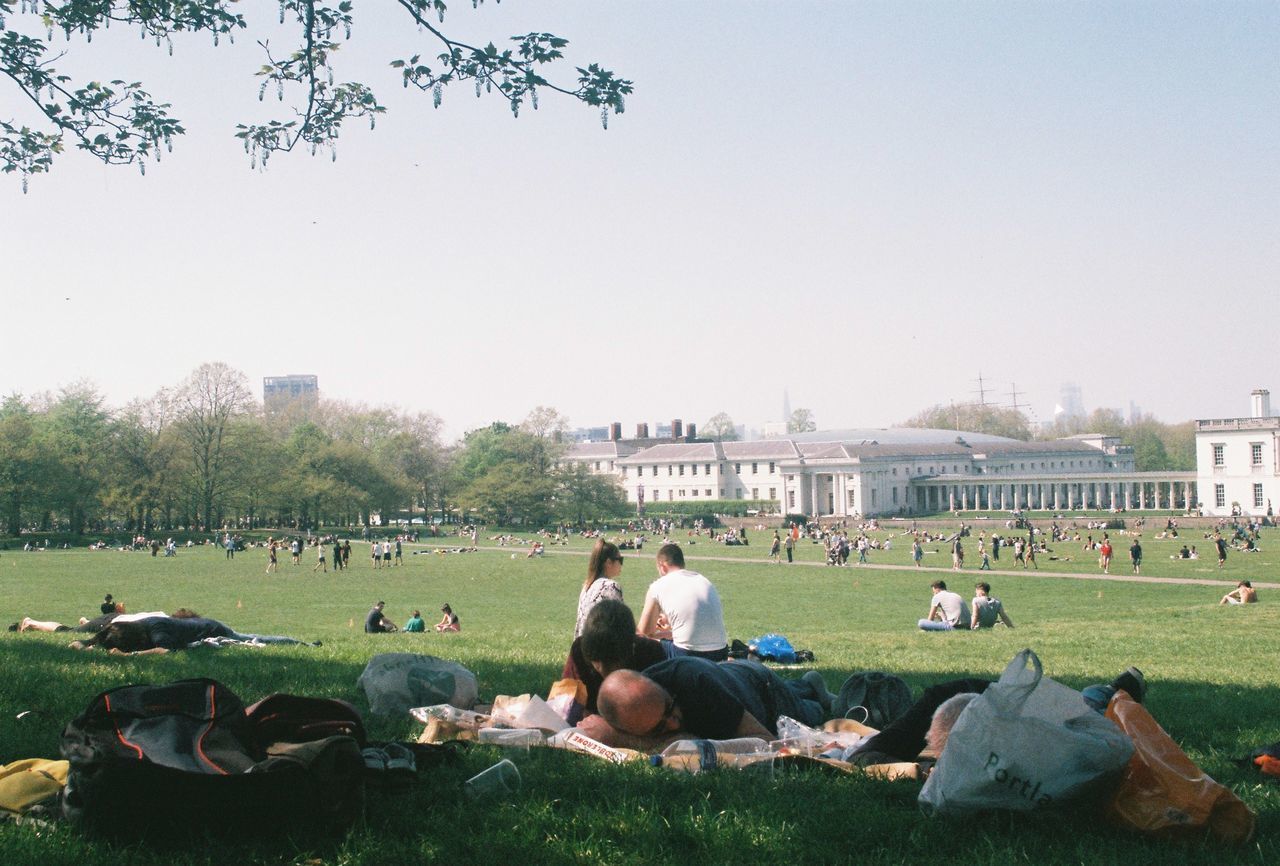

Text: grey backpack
xmin=834 ymin=671 xmax=914 ymax=730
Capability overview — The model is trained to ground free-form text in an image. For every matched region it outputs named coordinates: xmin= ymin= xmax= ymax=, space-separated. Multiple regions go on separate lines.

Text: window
xmin=736 ymin=488 xmax=744 ymax=499
xmin=1255 ymin=484 xmax=1265 ymax=508
xmin=870 ymin=489 xmax=877 ymax=507
xmin=622 ymin=467 xmax=628 ymax=478
xmin=892 ymin=488 xmax=898 ymax=504
xmin=752 ymin=488 xmax=759 ymax=499
xmin=752 ymin=462 xmax=759 ymax=474
xmin=667 ymin=490 xmax=673 ymax=501
xmin=608 ymin=461 xmax=614 ymax=471
xmin=1252 ymin=443 xmax=1263 ymax=466
xmin=892 ymin=467 xmax=898 ymax=476
xmin=768 ymin=487 xmax=776 ymax=500
xmin=705 ymin=489 xmax=712 ymax=497
xmin=848 ymin=490 xmax=856 ymax=508
xmin=667 ymin=466 xmax=672 ymax=476
xmin=719 ymin=489 xmax=724 ymax=497
xmin=679 ymin=489 xmax=687 ymax=498
xmin=1215 ymin=484 xmax=1225 ymax=507
xmin=678 ymin=464 xmax=685 ymax=476
xmin=652 ymin=465 xmax=658 ymax=475
xmin=692 ymin=489 xmax=699 ymax=496
xmin=706 ymin=463 xmax=712 ymax=475
xmin=769 ymin=462 xmax=776 ymax=474
xmin=1213 ymin=444 xmax=1224 ymax=467
xmin=636 ymin=466 xmax=642 ymax=477
xmin=594 ymin=461 xmax=600 ymax=470
xmin=735 ymin=463 xmax=741 ymax=473
xmin=788 ymin=490 xmax=796 ymax=508
xmin=691 ymin=464 xmax=697 ymax=475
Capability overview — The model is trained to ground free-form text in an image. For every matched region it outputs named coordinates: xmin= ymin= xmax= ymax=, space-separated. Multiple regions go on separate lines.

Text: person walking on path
xmin=1130 ymin=538 xmax=1143 ymax=574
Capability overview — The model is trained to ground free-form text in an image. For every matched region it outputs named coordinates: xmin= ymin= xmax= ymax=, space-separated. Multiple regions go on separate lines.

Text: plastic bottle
xmin=650 ymin=739 xmax=773 ymax=773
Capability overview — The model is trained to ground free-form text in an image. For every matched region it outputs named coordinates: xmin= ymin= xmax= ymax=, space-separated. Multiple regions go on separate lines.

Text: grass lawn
xmin=1 ymin=529 xmax=1277 ymax=865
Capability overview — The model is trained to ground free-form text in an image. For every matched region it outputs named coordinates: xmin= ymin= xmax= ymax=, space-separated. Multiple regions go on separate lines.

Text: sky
xmin=2 ymin=1 xmax=1277 ymax=440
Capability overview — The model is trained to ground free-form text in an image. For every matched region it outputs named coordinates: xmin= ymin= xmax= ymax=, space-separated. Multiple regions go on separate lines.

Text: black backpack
xmin=61 ymin=678 xmax=366 ymax=839
xmin=834 ymin=671 xmax=914 ymax=731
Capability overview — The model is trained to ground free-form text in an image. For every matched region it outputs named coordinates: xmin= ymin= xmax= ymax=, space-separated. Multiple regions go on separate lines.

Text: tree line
xmin=898 ymin=404 xmax=1195 ymax=471
xmin=0 ymin=363 xmax=626 ymax=537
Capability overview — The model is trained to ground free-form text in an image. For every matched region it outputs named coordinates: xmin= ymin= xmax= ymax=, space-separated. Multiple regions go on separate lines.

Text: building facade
xmin=1195 ymin=389 xmax=1279 ymax=517
xmin=565 ymin=425 xmax=1199 ymax=518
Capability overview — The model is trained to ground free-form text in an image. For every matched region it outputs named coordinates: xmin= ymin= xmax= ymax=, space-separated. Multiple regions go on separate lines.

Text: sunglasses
xmin=640 ymin=694 xmax=678 ymax=738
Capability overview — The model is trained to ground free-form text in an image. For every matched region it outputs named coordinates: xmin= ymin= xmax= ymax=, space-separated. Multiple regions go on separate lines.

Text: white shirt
xmin=645 ymin=569 xmax=727 ymax=651
xmin=932 ymin=590 xmax=970 ymax=628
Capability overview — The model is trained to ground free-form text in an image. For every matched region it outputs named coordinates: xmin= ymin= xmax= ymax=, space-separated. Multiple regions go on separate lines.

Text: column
xmin=1168 ymin=482 xmax=1176 ymax=511
xmin=1053 ymin=484 xmax=1062 ymax=511
xmin=1154 ymin=483 xmax=1162 ymax=510
xmin=948 ymin=488 xmax=955 ymax=512
xmin=1110 ymin=486 xmax=1118 ymax=510
xmin=810 ymin=473 xmax=820 ymax=517
xmin=1184 ymin=482 xmax=1192 ymax=512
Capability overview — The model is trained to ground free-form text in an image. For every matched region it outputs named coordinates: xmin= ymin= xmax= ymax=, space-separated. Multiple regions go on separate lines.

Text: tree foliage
xmin=0 ymin=0 xmax=632 ymax=191
xmin=899 ymin=403 xmax=1033 ymax=441
xmin=787 ymin=408 xmax=816 ymax=434
xmin=702 ymin=411 xmax=738 ymax=441
xmin=1042 ymin=409 xmax=1195 ymax=472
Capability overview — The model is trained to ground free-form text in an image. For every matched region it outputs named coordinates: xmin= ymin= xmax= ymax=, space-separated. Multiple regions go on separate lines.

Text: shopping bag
xmin=919 ymin=649 xmax=1134 ymax=816
xmin=1105 ymin=690 xmax=1254 ymax=843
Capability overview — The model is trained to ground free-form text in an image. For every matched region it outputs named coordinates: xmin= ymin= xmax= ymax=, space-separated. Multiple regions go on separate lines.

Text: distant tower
xmin=783 ymin=387 xmax=792 ymax=423
xmin=1059 ymin=382 xmax=1085 ymax=419
xmin=263 ymin=374 xmax=319 ymax=414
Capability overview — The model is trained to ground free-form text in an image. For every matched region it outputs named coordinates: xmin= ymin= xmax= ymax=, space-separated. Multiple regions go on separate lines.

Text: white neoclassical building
xmin=565 ymin=425 xmax=1201 ymax=518
xmin=1195 ymin=389 xmax=1279 ymax=517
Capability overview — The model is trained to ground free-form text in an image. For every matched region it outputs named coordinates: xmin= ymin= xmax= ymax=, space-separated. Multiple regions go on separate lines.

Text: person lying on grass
xmin=11 ymin=608 xmax=169 ymax=633
xmin=68 ymin=616 xmax=319 ymax=655
xmin=578 ymin=656 xmax=834 ymax=751
xmin=563 ymin=599 xmax=667 ymax=717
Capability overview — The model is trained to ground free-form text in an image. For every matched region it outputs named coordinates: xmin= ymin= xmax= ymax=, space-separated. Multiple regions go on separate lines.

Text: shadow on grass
xmin=2 ymin=641 xmax=1278 ymax=865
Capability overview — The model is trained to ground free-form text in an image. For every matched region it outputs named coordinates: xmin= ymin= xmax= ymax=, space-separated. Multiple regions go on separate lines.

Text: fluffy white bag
xmin=919 ymin=648 xmax=1134 ymax=816
xmin=358 ymin=653 xmax=479 ymax=717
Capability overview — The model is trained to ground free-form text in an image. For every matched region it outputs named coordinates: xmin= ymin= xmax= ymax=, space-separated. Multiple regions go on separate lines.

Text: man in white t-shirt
xmin=918 ymin=580 xmax=970 ymax=631
xmin=637 ymin=543 xmax=729 ymax=661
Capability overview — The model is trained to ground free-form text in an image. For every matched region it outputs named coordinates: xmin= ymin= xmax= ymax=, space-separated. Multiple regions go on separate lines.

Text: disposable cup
xmin=463 ymin=759 xmax=521 ymax=801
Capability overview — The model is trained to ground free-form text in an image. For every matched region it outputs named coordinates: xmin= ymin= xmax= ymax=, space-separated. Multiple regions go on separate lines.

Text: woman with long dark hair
xmin=576 ymin=539 xmax=624 ymax=638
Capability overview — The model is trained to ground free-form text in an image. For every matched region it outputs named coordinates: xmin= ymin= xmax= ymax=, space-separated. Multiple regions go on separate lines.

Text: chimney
xmin=1252 ymin=389 xmax=1271 ymax=419
xmin=636 ymin=422 xmax=649 ymax=439
xmin=671 ymin=419 xmax=683 ymax=439
xmin=610 ymin=422 xmax=622 ymax=441
xmin=685 ymin=422 xmax=698 ymax=441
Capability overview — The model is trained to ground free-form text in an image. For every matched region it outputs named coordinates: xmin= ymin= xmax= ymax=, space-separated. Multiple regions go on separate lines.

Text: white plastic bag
xmin=918 ymin=649 xmax=1134 ymax=816
xmin=357 ymin=653 xmax=478 ymax=717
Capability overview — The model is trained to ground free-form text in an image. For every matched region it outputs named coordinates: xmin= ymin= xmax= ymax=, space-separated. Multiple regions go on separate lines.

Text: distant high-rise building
xmin=1059 ymin=382 xmax=1085 ymax=419
xmin=783 ymin=387 xmax=792 ymax=424
xmin=263 ymin=374 xmax=319 ymax=412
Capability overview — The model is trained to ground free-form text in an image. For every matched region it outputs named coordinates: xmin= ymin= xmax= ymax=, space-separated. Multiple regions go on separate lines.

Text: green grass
xmin=1 ymin=531 xmax=1277 ymax=865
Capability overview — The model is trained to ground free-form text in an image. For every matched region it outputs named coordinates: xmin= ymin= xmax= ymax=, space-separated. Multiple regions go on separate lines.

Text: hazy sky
xmin=3 ymin=1 xmax=1277 ymax=439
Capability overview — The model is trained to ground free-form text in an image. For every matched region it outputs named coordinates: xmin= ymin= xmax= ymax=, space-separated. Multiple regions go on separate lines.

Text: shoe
xmin=362 ymin=747 xmax=387 ymax=776
xmin=382 ymin=743 xmax=417 ymax=791
xmin=1111 ymin=667 xmax=1147 ymax=704
xmin=801 ymin=671 xmax=836 ymax=715
xmin=311 ymin=640 xmax=323 ymax=647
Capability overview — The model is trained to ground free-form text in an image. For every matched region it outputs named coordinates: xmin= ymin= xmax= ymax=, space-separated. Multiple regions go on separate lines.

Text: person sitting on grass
xmin=365 ymin=601 xmax=398 ymax=633
xmin=68 ymin=615 xmax=318 ymax=654
xmin=403 ymin=610 xmax=426 ymax=632
xmin=579 ymin=656 xmax=834 ymax=751
xmin=1220 ymin=580 xmax=1258 ymax=605
xmin=918 ymin=580 xmax=970 ymax=631
xmin=435 ymin=604 xmax=460 ymax=632
xmin=970 ymin=582 xmax=1015 ymax=629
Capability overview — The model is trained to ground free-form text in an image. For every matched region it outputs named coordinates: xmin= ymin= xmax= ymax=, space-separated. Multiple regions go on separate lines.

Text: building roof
xmin=562 ymin=441 xmax=638 ymax=460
